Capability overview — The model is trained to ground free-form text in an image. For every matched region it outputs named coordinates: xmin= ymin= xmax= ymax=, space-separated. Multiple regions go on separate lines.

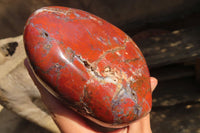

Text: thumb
xmin=150 ymin=77 xmax=158 ymax=92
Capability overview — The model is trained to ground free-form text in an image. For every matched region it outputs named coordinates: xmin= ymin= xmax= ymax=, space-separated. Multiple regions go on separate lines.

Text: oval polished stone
xmin=23 ymin=6 xmax=152 ymax=128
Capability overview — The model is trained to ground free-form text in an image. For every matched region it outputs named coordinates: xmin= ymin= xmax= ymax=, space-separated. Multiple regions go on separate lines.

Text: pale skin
xmin=25 ymin=59 xmax=158 ymax=133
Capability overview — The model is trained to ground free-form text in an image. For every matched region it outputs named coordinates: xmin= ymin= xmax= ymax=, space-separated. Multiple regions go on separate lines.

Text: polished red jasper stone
xmin=23 ymin=6 xmax=152 ymax=128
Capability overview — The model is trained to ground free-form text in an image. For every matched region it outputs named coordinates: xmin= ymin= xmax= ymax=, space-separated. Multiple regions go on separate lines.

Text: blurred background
xmin=0 ymin=0 xmax=200 ymax=133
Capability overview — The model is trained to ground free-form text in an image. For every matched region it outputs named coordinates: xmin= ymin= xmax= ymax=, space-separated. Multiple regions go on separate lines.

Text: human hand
xmin=24 ymin=59 xmax=157 ymax=133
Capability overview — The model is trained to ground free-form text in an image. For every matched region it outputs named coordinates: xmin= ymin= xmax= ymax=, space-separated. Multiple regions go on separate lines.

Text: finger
xmin=25 ymin=59 xmax=156 ymax=133
xmin=128 ymin=114 xmax=152 ymax=133
xmin=24 ymin=59 xmax=74 ymax=112
xmin=150 ymin=77 xmax=158 ymax=92
xmin=24 ymin=59 xmax=63 ymax=110
xmin=128 ymin=77 xmax=157 ymax=133
xmin=24 ymin=59 xmax=101 ymax=133
xmin=24 ymin=59 xmax=47 ymax=96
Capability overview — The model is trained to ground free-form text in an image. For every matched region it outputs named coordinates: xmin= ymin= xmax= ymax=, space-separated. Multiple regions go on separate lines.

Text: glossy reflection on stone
xmin=24 ymin=6 xmax=152 ymax=128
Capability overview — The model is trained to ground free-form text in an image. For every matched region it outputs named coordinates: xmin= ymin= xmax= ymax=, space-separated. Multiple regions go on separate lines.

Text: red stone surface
xmin=23 ymin=6 xmax=151 ymax=128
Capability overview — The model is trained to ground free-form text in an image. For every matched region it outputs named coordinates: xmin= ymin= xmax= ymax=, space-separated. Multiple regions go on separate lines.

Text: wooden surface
xmin=136 ymin=27 xmax=200 ymax=68
xmin=0 ymin=0 xmax=200 ymax=38
xmin=195 ymin=58 xmax=200 ymax=83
